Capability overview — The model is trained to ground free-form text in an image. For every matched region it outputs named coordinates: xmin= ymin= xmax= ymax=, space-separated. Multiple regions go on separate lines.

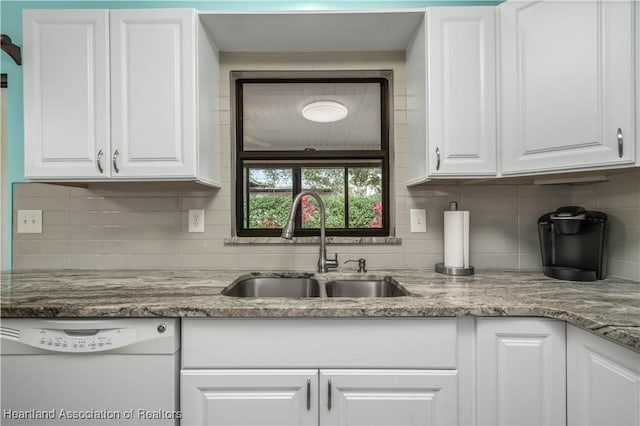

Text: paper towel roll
xmin=444 ymin=210 xmax=470 ymax=268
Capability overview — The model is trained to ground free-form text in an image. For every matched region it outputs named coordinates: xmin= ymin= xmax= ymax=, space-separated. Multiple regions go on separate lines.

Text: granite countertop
xmin=1 ymin=269 xmax=639 ymax=353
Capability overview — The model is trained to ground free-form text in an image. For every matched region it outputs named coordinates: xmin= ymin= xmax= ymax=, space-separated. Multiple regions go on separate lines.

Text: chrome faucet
xmin=281 ymin=190 xmax=339 ymax=273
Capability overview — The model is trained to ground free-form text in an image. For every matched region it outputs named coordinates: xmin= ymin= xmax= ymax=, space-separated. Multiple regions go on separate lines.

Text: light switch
xmin=410 ymin=209 xmax=427 ymax=233
xmin=17 ymin=210 xmax=43 ymax=234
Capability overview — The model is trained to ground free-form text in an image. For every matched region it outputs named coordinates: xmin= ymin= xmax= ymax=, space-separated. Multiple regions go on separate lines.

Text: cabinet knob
xmin=96 ymin=149 xmax=104 ymax=174
xmin=327 ymin=379 xmax=332 ymax=411
xmin=306 ymin=379 xmax=311 ymax=411
xmin=113 ymin=149 xmax=120 ymax=174
xmin=617 ymin=128 xmax=623 ymax=158
xmin=435 ymin=147 xmax=441 ymax=171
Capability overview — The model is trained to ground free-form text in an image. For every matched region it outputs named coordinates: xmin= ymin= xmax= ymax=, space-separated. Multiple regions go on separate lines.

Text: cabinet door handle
xmin=306 ymin=379 xmax=311 ymax=411
xmin=96 ymin=149 xmax=104 ymax=174
xmin=435 ymin=147 xmax=441 ymax=171
xmin=617 ymin=128 xmax=623 ymax=158
xmin=112 ymin=149 xmax=120 ymax=174
xmin=327 ymin=379 xmax=332 ymax=411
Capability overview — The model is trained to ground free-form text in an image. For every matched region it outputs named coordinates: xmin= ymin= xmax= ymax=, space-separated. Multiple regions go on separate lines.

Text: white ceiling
xmin=198 ymin=10 xmax=425 ymax=52
xmin=242 ymin=82 xmax=382 ymax=151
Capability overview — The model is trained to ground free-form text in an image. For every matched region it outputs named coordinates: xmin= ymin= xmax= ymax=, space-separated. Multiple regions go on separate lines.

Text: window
xmin=234 ymin=72 xmax=391 ymax=237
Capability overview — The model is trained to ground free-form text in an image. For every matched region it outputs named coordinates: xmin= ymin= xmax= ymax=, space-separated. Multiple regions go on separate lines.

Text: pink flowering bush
xmin=301 ymin=195 xmax=319 ymax=225
xmin=368 ymin=201 xmax=383 ymax=228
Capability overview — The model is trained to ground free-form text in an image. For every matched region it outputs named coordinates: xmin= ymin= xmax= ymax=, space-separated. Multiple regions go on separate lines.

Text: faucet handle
xmin=327 ymin=253 xmax=339 ymax=268
xmin=345 ymin=258 xmax=367 ymax=273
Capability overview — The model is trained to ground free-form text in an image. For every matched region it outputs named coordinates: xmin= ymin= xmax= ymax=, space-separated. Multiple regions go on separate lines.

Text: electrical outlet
xmin=17 ymin=210 xmax=43 ymax=234
xmin=188 ymin=209 xmax=205 ymax=233
xmin=410 ymin=209 xmax=427 ymax=233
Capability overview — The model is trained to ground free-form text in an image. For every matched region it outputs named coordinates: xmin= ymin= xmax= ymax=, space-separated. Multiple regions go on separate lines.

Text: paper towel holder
xmin=435 ymin=262 xmax=474 ymax=276
xmin=436 ymin=200 xmax=475 ymax=276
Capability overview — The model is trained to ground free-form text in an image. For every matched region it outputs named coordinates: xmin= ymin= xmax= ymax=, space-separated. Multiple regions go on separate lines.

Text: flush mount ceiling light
xmin=302 ymin=100 xmax=348 ymax=123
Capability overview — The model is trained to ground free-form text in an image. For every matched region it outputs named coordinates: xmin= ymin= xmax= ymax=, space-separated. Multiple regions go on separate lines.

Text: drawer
xmin=182 ymin=317 xmax=458 ymax=369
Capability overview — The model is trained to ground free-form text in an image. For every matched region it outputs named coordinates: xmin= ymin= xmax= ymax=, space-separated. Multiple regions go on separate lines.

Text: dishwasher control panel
xmin=21 ymin=328 xmax=137 ymax=352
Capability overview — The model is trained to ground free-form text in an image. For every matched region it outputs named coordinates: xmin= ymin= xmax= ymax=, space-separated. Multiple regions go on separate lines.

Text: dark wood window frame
xmin=234 ymin=75 xmax=391 ymax=238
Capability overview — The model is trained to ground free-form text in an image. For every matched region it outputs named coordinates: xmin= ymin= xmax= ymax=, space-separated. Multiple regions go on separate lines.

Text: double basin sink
xmin=222 ymin=275 xmax=410 ymax=298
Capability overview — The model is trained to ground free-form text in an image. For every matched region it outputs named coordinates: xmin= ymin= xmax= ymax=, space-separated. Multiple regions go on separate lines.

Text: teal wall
xmin=0 ymin=0 xmax=500 ymax=268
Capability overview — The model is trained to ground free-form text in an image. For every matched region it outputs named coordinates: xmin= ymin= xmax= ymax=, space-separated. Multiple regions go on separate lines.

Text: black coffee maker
xmin=537 ymin=206 xmax=608 ymax=281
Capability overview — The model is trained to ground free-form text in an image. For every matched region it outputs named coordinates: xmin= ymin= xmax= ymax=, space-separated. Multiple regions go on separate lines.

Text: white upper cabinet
xmin=637 ymin=1 xmax=640 ymax=163
xmin=110 ymin=10 xmax=196 ymax=179
xmin=23 ymin=9 xmax=220 ymax=185
xmin=500 ymin=0 xmax=635 ymax=175
xmin=406 ymin=6 xmax=497 ymax=184
xmin=23 ymin=10 xmax=110 ymax=179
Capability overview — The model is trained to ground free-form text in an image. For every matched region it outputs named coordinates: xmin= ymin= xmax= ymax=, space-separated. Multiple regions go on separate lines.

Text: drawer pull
xmin=617 ymin=128 xmax=623 ymax=158
xmin=113 ymin=149 xmax=120 ymax=173
xmin=96 ymin=149 xmax=104 ymax=173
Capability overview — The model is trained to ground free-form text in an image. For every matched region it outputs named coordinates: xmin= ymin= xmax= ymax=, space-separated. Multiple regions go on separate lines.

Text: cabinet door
xmin=406 ymin=7 xmax=496 ymax=184
xmin=636 ymin=0 xmax=640 ymax=162
xmin=110 ymin=9 xmax=196 ymax=178
xmin=476 ymin=318 xmax=566 ymax=425
xmin=320 ymin=369 xmax=458 ymax=426
xmin=23 ymin=10 xmax=110 ymax=179
xmin=567 ymin=325 xmax=640 ymax=426
xmin=181 ymin=369 xmax=317 ymax=426
xmin=427 ymin=7 xmax=497 ymax=177
xmin=500 ymin=0 xmax=635 ymax=175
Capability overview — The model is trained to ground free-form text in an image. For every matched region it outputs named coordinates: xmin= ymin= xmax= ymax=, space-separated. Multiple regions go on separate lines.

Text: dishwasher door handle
xmin=64 ymin=329 xmax=100 ymax=337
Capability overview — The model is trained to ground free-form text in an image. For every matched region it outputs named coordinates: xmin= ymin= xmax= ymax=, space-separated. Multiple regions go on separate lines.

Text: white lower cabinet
xmin=181 ymin=318 xmax=461 ymax=426
xmin=181 ymin=369 xmax=317 ymax=426
xmin=567 ymin=325 xmax=640 ymax=426
xmin=476 ymin=318 xmax=566 ymax=426
xmin=320 ymin=369 xmax=458 ymax=426
xmin=181 ymin=369 xmax=457 ymax=426
xmin=181 ymin=317 xmax=638 ymax=426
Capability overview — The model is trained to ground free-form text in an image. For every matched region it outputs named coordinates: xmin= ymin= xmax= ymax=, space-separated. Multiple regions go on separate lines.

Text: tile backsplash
xmin=12 ymin=180 xmax=574 ymax=272
xmin=12 ymin=172 xmax=639 ymax=281
xmin=11 ymin=51 xmax=640 ymax=281
xmin=570 ymin=170 xmax=640 ymax=282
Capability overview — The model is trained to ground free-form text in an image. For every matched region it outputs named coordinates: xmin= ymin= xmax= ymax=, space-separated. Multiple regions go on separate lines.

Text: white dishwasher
xmin=1 ymin=318 xmax=180 ymax=425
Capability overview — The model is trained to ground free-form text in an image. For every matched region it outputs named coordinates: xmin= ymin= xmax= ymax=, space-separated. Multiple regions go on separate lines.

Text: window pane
xmin=301 ymin=167 xmax=345 ymax=228
xmin=348 ymin=167 xmax=383 ymax=228
xmin=235 ymin=73 xmax=390 ymax=237
xmin=245 ymin=168 xmax=293 ymax=229
xmin=242 ymin=82 xmax=381 ymax=151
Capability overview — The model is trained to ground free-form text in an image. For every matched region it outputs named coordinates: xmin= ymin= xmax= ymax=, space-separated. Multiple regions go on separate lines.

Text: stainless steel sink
xmin=325 ymin=278 xmax=409 ymax=298
xmin=222 ymin=276 xmax=320 ymax=298
xmin=222 ymin=274 xmax=409 ymax=298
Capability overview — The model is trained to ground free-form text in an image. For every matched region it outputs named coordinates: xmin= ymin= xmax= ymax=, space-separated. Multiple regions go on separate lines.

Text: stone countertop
xmin=1 ymin=269 xmax=639 ymax=353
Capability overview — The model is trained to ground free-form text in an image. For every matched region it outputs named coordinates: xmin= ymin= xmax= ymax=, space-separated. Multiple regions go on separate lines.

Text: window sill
xmin=224 ymin=236 xmax=402 ymax=245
